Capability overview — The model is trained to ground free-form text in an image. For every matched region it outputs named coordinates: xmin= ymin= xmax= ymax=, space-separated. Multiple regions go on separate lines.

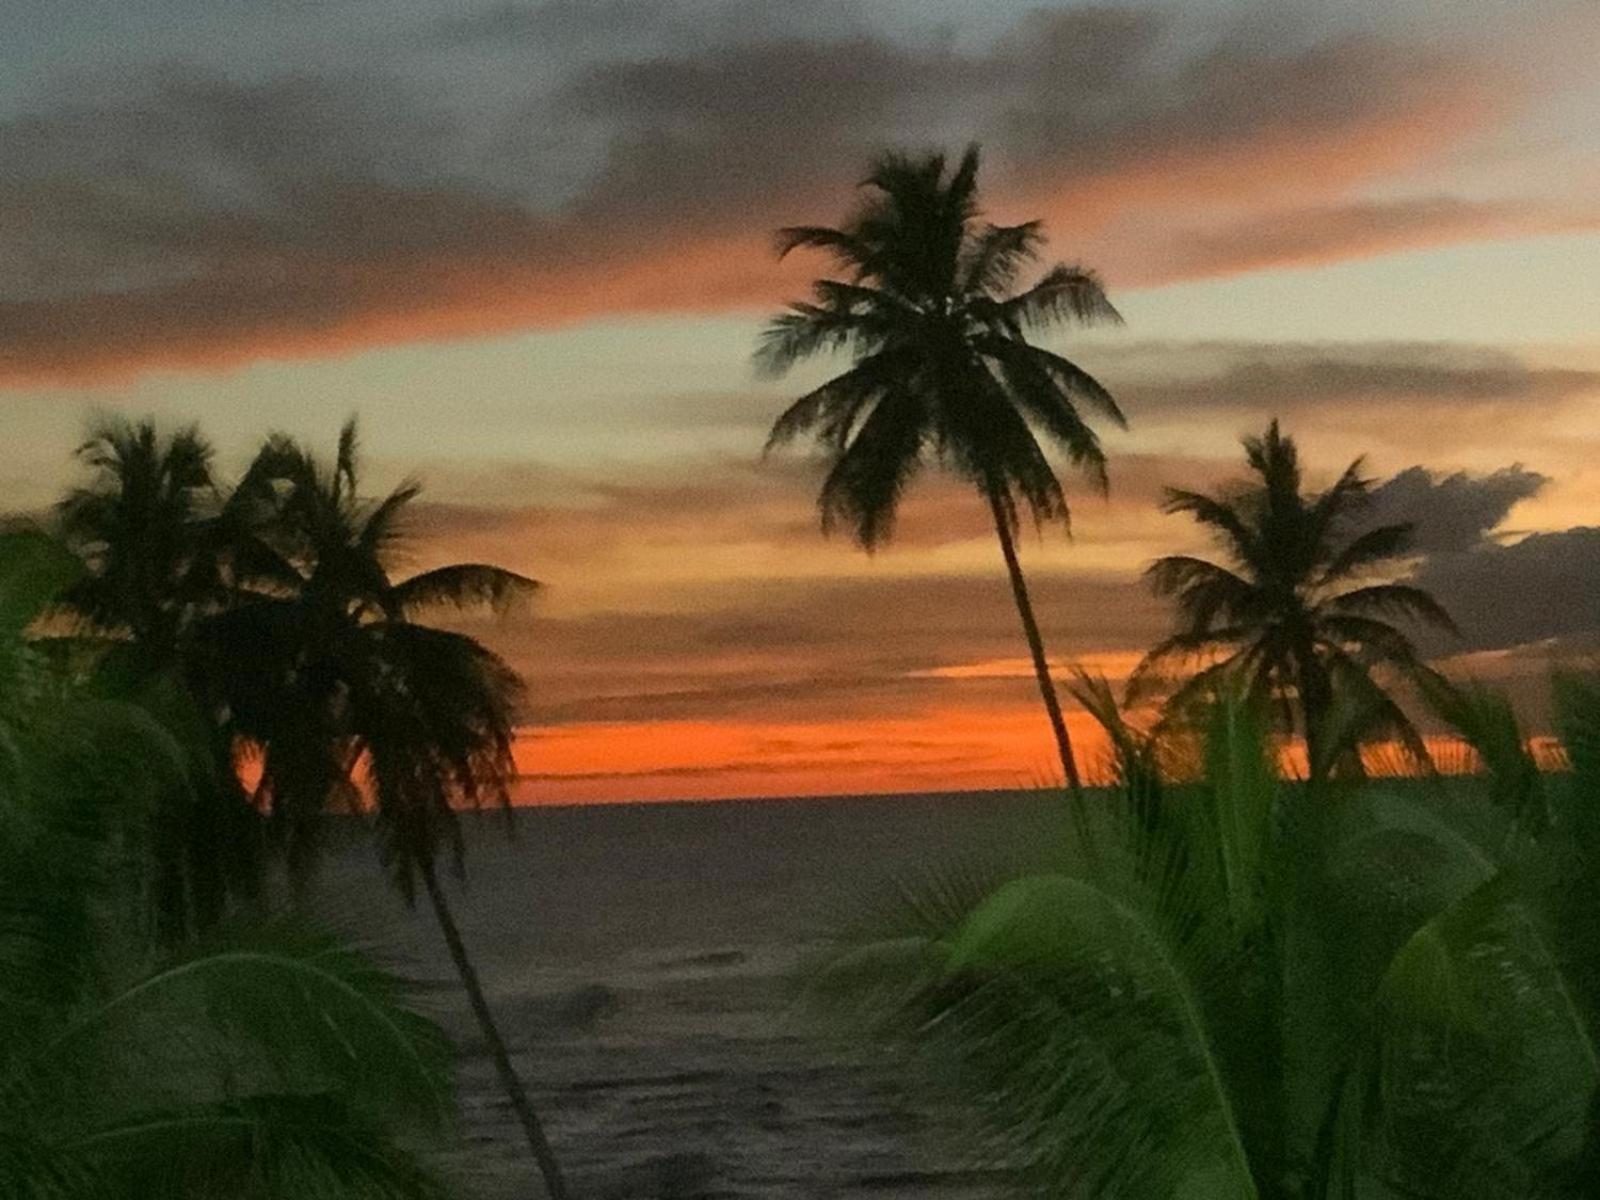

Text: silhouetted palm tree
xmin=757 ymin=145 xmax=1125 ymax=793
xmin=217 ymin=421 xmax=568 ymax=1200
xmin=55 ymin=417 xmax=264 ymax=936
xmin=55 ymin=417 xmax=221 ymax=665
xmin=1133 ymin=421 xmax=1456 ymax=776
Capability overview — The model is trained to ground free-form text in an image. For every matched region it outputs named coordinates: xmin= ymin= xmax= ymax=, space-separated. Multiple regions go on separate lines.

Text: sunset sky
xmin=4 ymin=0 xmax=1599 ymax=802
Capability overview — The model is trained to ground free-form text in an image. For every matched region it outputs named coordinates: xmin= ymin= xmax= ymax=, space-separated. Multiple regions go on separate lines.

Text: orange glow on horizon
xmin=506 ymin=715 xmax=1563 ymax=806
xmin=509 ymin=706 xmax=1115 ymax=805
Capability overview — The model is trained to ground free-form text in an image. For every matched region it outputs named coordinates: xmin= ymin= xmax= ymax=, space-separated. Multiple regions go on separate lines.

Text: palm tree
xmin=815 ymin=680 xmax=1600 ymax=1197
xmin=0 ymin=529 xmax=453 ymax=1199
xmin=757 ymin=144 xmax=1126 ymax=794
xmin=54 ymin=417 xmax=219 ymax=664
xmin=1133 ymin=420 xmax=1457 ymax=777
xmin=215 ymin=421 xmax=570 ymax=1200
xmin=54 ymin=417 xmax=265 ymax=936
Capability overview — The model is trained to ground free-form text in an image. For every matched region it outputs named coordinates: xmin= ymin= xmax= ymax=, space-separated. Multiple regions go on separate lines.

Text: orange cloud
xmin=0 ymin=9 xmax=1568 ymax=386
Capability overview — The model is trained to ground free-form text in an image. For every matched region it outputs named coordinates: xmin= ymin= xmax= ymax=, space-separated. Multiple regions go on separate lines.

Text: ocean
xmin=310 ymin=791 xmax=1069 ymax=1199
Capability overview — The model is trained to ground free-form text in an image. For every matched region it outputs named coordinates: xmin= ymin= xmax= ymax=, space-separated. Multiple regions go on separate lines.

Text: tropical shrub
xmin=817 ymin=677 xmax=1600 ymax=1198
xmin=0 ymin=530 xmax=454 ymax=1199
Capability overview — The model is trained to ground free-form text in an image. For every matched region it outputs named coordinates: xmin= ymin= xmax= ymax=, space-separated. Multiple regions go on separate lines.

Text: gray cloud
xmin=1000 ymin=10 xmax=1459 ymax=178
xmin=432 ymin=0 xmax=668 ymax=48
xmin=1367 ymin=464 xmax=1549 ymax=554
xmin=1118 ymin=343 xmax=1600 ymax=408
xmin=0 ymin=5 xmax=1546 ymax=381
xmin=1414 ymin=527 xmax=1600 ymax=652
xmin=1111 ymin=345 xmax=1600 ymax=455
xmin=1159 ymin=197 xmax=1582 ymax=280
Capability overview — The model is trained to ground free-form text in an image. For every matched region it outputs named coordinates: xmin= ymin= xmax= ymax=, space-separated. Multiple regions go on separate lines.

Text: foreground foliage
xmin=819 ymin=679 xmax=1600 ymax=1198
xmin=0 ymin=530 xmax=453 ymax=1198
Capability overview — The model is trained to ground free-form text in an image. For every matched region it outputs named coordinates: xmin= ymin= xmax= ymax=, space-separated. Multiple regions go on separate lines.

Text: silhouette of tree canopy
xmin=205 ymin=420 xmax=532 ymax=883
xmin=55 ymin=418 xmax=225 ymax=665
xmin=1134 ymin=420 xmax=1457 ymax=776
xmin=55 ymin=418 xmax=267 ymax=937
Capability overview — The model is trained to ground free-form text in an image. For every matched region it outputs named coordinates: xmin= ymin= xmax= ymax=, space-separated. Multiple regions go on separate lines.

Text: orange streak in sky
xmin=507 ymin=716 xmax=1552 ymax=806
xmin=0 ymin=65 xmax=1522 ymax=389
xmin=509 ymin=705 xmax=1116 ymax=805
xmin=235 ymin=712 xmax=1559 ymax=809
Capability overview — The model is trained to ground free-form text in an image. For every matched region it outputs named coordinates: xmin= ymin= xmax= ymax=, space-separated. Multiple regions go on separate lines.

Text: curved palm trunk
xmin=418 ymin=859 xmax=570 ymax=1200
xmin=984 ymin=489 xmax=1084 ymax=796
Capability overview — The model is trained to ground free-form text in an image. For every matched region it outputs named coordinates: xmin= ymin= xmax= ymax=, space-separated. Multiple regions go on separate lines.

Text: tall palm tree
xmin=216 ymin=421 xmax=569 ymax=1200
xmin=0 ymin=529 xmax=454 ymax=1199
xmin=757 ymin=144 xmax=1125 ymax=794
xmin=1133 ymin=420 xmax=1457 ymax=777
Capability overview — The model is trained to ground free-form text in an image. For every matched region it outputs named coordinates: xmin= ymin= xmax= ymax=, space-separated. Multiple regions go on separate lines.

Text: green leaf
xmin=0 ymin=530 xmax=81 ymax=637
xmin=23 ymin=921 xmax=452 ymax=1130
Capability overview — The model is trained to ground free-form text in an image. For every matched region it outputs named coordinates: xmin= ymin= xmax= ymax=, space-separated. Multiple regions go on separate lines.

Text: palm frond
xmin=981 ymin=339 xmax=1127 ymax=429
xmin=1242 ymin=420 xmax=1301 ymax=504
xmin=1325 ymin=584 xmax=1460 ymax=637
xmin=815 ymin=388 xmax=928 ymax=549
xmin=762 ymin=350 xmax=907 ymax=453
xmin=1318 ymin=523 xmax=1414 ymax=585
xmin=67 ymin=1093 xmax=450 ymax=1200
xmin=753 ymin=301 xmax=889 ymax=377
xmin=1419 ymin=672 xmax=1545 ymax=832
xmin=357 ymin=479 xmax=423 ymax=561
xmin=1306 ymin=458 xmax=1374 ymax=555
xmin=980 ymin=340 xmax=1110 ymax=484
xmin=1317 ymin=650 xmax=1432 ymax=780
xmin=1000 ymin=264 xmax=1123 ymax=330
xmin=1069 ymin=669 xmax=1158 ymax=787
xmin=1128 ymin=631 xmax=1252 ymax=701
xmin=1161 ymin=489 xmax=1256 ymax=564
xmin=390 ymin=563 xmax=538 ymax=617
xmin=960 ymin=220 xmax=1043 ymax=294
xmin=23 ymin=920 xmax=452 ymax=1128
xmin=1196 ymin=687 xmax=1277 ymax=931
xmin=938 ymin=365 xmax=1073 ymax=533
xmin=1365 ymin=866 xmax=1600 ymax=1198
xmin=1145 ymin=556 xmax=1257 ymax=629
xmin=773 ymin=223 xmax=870 ymax=265
xmin=822 ymin=865 xmax=1259 ymax=1197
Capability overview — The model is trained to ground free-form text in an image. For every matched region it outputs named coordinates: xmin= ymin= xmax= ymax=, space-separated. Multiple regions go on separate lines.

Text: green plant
xmin=816 ymin=677 xmax=1600 ymax=1198
xmin=0 ymin=530 xmax=453 ymax=1199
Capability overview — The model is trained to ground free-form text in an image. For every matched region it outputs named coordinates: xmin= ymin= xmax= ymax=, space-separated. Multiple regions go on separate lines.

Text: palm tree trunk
xmin=984 ymin=489 xmax=1084 ymax=795
xmin=1295 ymin=643 xmax=1335 ymax=783
xmin=418 ymin=859 xmax=570 ymax=1200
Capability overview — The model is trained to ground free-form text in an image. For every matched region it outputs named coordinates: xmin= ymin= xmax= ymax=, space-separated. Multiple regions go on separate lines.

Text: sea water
xmin=312 ymin=791 xmax=1067 ymax=1199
